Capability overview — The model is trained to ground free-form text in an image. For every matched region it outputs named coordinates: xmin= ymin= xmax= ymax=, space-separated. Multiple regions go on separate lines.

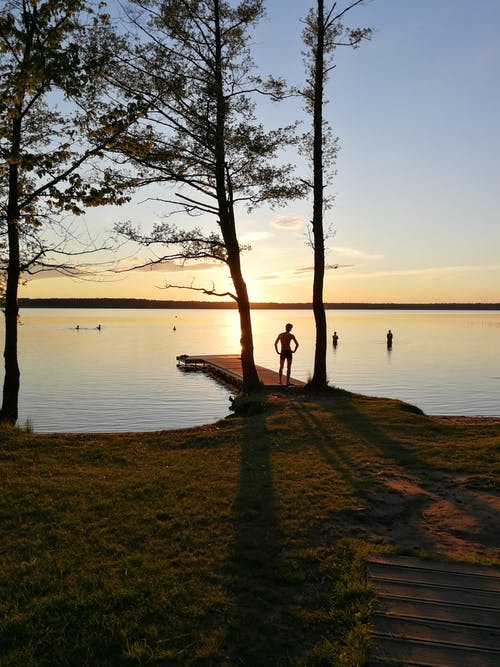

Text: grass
xmin=1 ymin=389 xmax=499 ymax=665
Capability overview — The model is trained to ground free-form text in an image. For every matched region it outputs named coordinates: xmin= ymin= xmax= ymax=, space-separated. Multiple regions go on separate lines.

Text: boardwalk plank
xmin=372 ymin=613 xmax=500 ymax=650
xmin=369 ymin=555 xmax=500 ymax=579
xmin=371 ymin=636 xmax=500 ymax=667
xmin=367 ymin=555 xmax=500 ymax=666
xmin=371 ymin=579 xmax=500 ymax=608
xmin=376 ymin=596 xmax=500 ymax=627
xmin=368 ymin=562 xmax=500 ymax=593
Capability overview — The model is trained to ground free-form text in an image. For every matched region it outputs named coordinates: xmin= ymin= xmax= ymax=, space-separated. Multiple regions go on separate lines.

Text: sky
xmin=21 ymin=0 xmax=500 ymax=304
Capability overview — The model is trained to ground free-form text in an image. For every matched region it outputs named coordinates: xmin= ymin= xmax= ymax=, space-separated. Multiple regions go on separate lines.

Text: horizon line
xmin=19 ymin=297 xmax=500 ymax=310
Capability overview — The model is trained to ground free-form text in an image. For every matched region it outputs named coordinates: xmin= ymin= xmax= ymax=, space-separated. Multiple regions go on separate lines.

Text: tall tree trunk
xmin=312 ymin=240 xmax=327 ymax=388
xmin=310 ymin=0 xmax=328 ymax=389
xmin=227 ymin=236 xmax=261 ymax=392
xmin=213 ymin=0 xmax=261 ymax=392
xmin=1 ymin=116 xmax=22 ymax=424
xmin=219 ymin=171 xmax=261 ymax=391
xmin=1 ymin=226 xmax=21 ymax=425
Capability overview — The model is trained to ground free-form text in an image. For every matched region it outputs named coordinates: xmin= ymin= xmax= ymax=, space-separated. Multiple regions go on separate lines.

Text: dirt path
xmin=342 ymin=461 xmax=500 ymax=562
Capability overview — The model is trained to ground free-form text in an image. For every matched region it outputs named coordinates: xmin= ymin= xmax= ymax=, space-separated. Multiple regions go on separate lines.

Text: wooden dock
xmin=367 ymin=554 xmax=500 ymax=666
xmin=176 ymin=353 xmax=305 ymax=388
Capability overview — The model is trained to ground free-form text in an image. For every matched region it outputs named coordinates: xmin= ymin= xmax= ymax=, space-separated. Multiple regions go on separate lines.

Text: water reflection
xmin=11 ymin=308 xmax=500 ymax=431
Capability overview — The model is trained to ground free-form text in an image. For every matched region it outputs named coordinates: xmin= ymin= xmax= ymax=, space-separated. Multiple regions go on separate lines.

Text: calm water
xmin=12 ymin=308 xmax=500 ymax=432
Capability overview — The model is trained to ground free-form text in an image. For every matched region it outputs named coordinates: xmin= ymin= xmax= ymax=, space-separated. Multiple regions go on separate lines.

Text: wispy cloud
xmin=256 ymin=264 xmax=353 ymax=281
xmin=255 ymin=262 xmax=500 ymax=284
xmin=22 ymin=268 xmax=90 ymax=281
xmin=22 ymin=258 xmax=221 ymax=281
xmin=239 ymin=231 xmax=274 ymax=243
xmin=272 ymin=215 xmax=305 ymax=230
xmin=332 ymin=246 xmax=384 ymax=260
xmin=115 ymin=257 xmax=220 ymax=273
xmin=342 ymin=263 xmax=500 ymax=279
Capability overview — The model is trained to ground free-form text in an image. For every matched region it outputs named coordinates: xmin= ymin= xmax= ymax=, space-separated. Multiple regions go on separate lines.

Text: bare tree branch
xmin=164 ymin=281 xmax=237 ymax=302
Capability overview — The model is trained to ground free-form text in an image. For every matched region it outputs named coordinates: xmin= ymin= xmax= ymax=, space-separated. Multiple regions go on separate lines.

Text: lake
xmin=11 ymin=307 xmax=500 ymax=432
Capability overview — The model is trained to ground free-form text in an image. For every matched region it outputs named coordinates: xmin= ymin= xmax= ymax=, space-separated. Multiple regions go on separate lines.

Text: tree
xmin=302 ymin=0 xmax=370 ymax=389
xmin=111 ymin=0 xmax=302 ymax=393
xmin=0 ymin=0 xmax=139 ymax=424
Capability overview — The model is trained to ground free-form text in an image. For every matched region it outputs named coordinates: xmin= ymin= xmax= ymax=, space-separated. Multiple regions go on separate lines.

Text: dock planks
xmin=176 ymin=353 xmax=305 ymax=388
xmin=367 ymin=554 xmax=500 ymax=666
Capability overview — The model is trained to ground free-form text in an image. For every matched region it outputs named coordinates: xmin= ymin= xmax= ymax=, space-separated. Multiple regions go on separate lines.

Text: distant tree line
xmin=19 ymin=299 xmax=500 ymax=311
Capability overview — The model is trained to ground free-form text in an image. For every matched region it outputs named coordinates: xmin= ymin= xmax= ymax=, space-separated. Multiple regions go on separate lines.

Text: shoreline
xmin=431 ymin=415 xmax=500 ymax=424
xmin=27 ymin=386 xmax=500 ymax=436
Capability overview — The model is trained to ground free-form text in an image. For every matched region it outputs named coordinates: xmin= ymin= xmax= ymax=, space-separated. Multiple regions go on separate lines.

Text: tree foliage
xmin=111 ymin=0 xmax=304 ymax=390
xmin=0 ymin=0 xmax=140 ymax=423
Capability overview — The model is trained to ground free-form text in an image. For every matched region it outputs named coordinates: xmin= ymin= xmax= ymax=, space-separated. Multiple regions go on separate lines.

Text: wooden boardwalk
xmin=176 ymin=353 xmax=305 ymax=388
xmin=367 ymin=554 xmax=500 ymax=666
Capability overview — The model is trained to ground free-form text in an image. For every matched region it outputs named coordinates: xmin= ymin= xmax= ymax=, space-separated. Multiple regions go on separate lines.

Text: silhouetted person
xmin=386 ymin=329 xmax=393 ymax=348
xmin=274 ymin=323 xmax=299 ymax=386
xmin=97 ymin=324 xmax=101 ymax=331
xmin=332 ymin=331 xmax=339 ymax=347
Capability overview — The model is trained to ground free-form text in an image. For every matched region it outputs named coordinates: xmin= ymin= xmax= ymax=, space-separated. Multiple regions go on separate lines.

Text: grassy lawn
xmin=1 ymin=389 xmax=499 ymax=665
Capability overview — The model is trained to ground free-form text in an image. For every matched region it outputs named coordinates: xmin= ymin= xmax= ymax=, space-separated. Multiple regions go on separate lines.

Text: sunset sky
xmin=22 ymin=0 xmax=500 ymax=304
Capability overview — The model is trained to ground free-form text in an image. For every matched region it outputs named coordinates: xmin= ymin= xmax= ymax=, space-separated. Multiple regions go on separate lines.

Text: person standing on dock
xmin=274 ymin=323 xmax=299 ymax=386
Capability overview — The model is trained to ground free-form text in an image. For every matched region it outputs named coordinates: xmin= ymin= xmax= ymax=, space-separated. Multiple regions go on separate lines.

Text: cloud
xmin=272 ymin=215 xmax=305 ymax=230
xmin=21 ymin=268 xmax=89 ymax=281
xmin=255 ymin=262 xmax=500 ymax=284
xmin=292 ymin=264 xmax=354 ymax=275
xmin=22 ymin=258 xmax=221 ymax=282
xmin=332 ymin=246 xmax=384 ymax=260
xmin=239 ymin=231 xmax=274 ymax=243
xmin=115 ymin=257 xmax=221 ymax=273
xmin=256 ymin=264 xmax=353 ymax=281
xmin=341 ymin=263 xmax=500 ymax=279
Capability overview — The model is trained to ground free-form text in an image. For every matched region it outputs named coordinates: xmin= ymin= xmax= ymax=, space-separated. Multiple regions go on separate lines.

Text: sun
xmin=244 ymin=275 xmax=269 ymax=304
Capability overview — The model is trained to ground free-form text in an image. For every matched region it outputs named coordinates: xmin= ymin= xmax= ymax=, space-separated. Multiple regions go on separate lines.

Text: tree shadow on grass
xmin=287 ymin=395 xmax=444 ymax=554
xmin=287 ymin=395 xmax=500 ymax=561
xmin=288 ymin=397 xmax=389 ymax=497
xmin=223 ymin=411 xmax=301 ymax=664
